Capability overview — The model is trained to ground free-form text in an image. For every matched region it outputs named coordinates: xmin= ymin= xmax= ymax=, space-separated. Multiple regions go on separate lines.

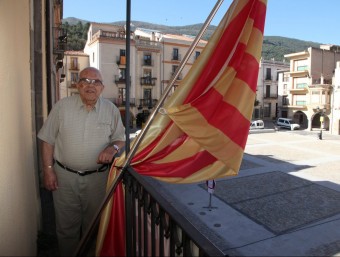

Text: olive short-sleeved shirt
xmin=38 ymin=95 xmax=125 ymax=170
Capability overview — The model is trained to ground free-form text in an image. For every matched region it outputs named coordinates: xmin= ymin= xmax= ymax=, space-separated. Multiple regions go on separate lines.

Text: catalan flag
xmin=97 ymin=0 xmax=267 ymax=255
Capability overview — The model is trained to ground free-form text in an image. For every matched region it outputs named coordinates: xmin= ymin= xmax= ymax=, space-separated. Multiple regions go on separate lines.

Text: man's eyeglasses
xmin=78 ymin=78 xmax=103 ymax=87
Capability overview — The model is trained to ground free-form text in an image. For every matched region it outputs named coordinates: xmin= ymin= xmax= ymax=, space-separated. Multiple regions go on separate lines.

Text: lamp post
xmin=316 ymin=106 xmax=326 ymax=140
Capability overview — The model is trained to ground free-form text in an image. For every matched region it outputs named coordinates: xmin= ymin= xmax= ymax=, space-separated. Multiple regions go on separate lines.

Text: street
xmin=154 ymin=130 xmax=340 ymax=256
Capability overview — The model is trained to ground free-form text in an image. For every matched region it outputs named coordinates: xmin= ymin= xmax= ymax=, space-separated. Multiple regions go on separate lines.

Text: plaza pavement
xmin=153 ymin=130 xmax=340 ymax=256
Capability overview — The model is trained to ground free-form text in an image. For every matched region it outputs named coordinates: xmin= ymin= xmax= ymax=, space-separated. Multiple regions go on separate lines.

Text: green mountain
xmin=62 ymin=17 xmax=322 ymax=61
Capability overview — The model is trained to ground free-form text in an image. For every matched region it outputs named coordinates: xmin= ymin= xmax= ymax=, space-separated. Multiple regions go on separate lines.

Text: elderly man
xmin=38 ymin=67 xmax=125 ymax=256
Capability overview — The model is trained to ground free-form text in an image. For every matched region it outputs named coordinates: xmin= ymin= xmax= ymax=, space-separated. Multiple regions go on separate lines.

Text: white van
xmin=276 ymin=118 xmax=300 ymax=130
xmin=250 ymin=120 xmax=264 ymax=130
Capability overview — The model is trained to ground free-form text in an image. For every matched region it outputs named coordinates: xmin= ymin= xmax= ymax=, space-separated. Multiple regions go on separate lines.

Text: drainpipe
xmin=125 ymin=0 xmax=131 ymax=153
xmin=45 ymin=0 xmax=52 ymax=112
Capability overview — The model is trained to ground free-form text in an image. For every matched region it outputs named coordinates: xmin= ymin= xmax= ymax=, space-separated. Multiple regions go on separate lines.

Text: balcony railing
xmin=115 ymin=75 xmax=126 ymax=84
xmin=53 ymin=26 xmax=67 ymax=57
xmin=140 ymin=76 xmax=157 ymax=86
xmin=111 ymin=98 xmax=136 ymax=107
xmin=264 ymin=93 xmax=278 ymax=99
xmin=122 ymin=167 xmax=226 ymax=256
xmin=135 ymin=39 xmax=161 ymax=50
xmin=312 ymin=78 xmax=332 ymax=85
xmin=138 ymin=99 xmax=158 ymax=109
xmin=171 ymin=54 xmax=181 ymax=61
xmin=91 ymin=30 xmax=126 ymax=42
xmin=170 ymin=72 xmax=183 ymax=80
xmin=77 ymin=167 xmax=225 ymax=256
xmin=142 ymin=59 xmax=154 ymax=66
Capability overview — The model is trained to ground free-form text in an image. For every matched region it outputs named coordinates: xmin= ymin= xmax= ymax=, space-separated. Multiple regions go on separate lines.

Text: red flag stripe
xmin=133 ymin=150 xmax=217 ymax=178
xmin=251 ymin=0 xmax=267 ymax=33
xmin=184 ymin=0 xmax=256 ymax=102
xmin=190 ymin=89 xmax=250 ymax=148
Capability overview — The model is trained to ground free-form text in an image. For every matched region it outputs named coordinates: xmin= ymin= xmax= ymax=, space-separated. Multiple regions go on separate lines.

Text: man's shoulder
xmin=53 ymin=95 xmax=79 ymax=111
xmin=99 ymin=97 xmax=116 ymax=109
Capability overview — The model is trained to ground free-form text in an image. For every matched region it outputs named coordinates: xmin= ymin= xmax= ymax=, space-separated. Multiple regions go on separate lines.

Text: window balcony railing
xmin=170 ymin=72 xmax=183 ymax=80
xmin=111 ymin=98 xmax=136 ymax=107
xmin=69 ymin=64 xmax=79 ymax=70
xmin=115 ymin=75 xmax=126 ymax=84
xmin=264 ymin=93 xmax=278 ymax=99
xmin=122 ymin=167 xmax=225 ymax=256
xmin=312 ymin=78 xmax=332 ymax=85
xmin=135 ymin=39 xmax=161 ymax=50
xmin=53 ymin=26 xmax=67 ymax=55
xmin=138 ymin=99 xmax=158 ymax=109
xmin=171 ymin=54 xmax=181 ymax=61
xmin=140 ymin=76 xmax=157 ymax=86
xmin=142 ymin=59 xmax=153 ymax=66
xmin=76 ymin=167 xmax=225 ymax=256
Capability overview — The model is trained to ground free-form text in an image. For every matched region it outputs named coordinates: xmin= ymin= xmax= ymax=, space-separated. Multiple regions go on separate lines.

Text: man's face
xmin=77 ymin=68 xmax=104 ymax=104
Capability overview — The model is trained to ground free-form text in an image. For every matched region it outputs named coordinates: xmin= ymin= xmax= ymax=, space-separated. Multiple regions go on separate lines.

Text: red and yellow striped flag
xmin=97 ymin=0 xmax=267 ymax=255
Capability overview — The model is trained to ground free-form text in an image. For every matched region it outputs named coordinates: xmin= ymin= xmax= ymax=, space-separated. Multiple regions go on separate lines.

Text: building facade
xmin=61 ymin=23 xmax=206 ymax=128
xmin=254 ymin=59 xmax=290 ymax=120
xmin=59 ymin=51 xmax=89 ymax=98
xmin=278 ymin=45 xmax=340 ymax=134
xmin=1 ymin=0 xmax=64 ymax=255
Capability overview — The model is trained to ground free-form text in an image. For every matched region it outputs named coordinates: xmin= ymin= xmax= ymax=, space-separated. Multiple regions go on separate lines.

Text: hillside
xmin=62 ymin=17 xmax=323 ymax=61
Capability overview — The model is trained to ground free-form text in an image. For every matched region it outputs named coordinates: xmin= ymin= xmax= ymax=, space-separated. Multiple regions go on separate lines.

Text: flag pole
xmin=74 ymin=1 xmax=224 ymax=255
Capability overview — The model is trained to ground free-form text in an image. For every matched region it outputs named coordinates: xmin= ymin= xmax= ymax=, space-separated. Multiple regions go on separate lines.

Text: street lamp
xmin=316 ymin=106 xmax=326 ymax=140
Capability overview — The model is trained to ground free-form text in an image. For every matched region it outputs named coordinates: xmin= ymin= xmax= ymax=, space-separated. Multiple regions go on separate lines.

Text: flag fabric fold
xmin=96 ymin=0 xmax=267 ymax=255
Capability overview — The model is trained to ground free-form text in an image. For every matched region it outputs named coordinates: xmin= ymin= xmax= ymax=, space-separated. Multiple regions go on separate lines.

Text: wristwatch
xmin=113 ymin=144 xmax=120 ymax=153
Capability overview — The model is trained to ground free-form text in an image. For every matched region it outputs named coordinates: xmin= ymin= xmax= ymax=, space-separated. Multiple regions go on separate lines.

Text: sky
xmin=63 ymin=0 xmax=340 ymax=45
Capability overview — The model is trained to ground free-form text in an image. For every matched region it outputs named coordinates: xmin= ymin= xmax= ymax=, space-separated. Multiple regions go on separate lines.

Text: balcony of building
xmin=111 ymin=97 xmax=136 ymax=107
xmin=170 ymin=72 xmax=183 ymax=81
xmin=76 ymin=167 xmax=225 ymax=257
xmin=53 ymin=26 xmax=67 ymax=67
xmin=140 ymin=76 xmax=157 ymax=86
xmin=135 ymin=39 xmax=161 ymax=51
xmin=289 ymin=69 xmax=309 ymax=77
xmin=68 ymin=64 xmax=79 ymax=71
xmin=117 ymin=56 xmax=126 ymax=66
xmin=91 ymin=29 xmax=126 ymax=43
xmin=138 ymin=99 xmax=158 ymax=109
xmin=287 ymin=100 xmax=307 ymax=110
xmin=142 ymin=58 xmax=154 ymax=66
xmin=310 ymin=103 xmax=331 ymax=111
xmin=308 ymin=82 xmax=333 ymax=93
xmin=53 ymin=26 xmax=67 ymax=55
xmin=115 ymin=75 xmax=126 ymax=84
xmin=264 ymin=93 xmax=278 ymax=99
xmin=289 ymin=83 xmax=309 ymax=94
xmin=264 ymin=75 xmax=275 ymax=82
xmin=171 ymin=54 xmax=181 ymax=62
xmin=289 ymin=87 xmax=308 ymax=94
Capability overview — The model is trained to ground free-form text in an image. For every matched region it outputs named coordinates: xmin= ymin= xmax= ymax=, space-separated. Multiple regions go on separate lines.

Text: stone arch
xmin=293 ymin=111 xmax=308 ymax=129
xmin=311 ymin=112 xmax=329 ymax=131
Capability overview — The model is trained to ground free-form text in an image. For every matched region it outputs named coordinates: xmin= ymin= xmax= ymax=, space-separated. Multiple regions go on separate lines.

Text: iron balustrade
xmin=138 ymin=99 xmax=158 ymax=109
xmin=123 ymin=167 xmax=226 ymax=257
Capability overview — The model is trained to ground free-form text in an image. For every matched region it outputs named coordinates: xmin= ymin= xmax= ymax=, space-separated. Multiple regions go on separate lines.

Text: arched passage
xmin=312 ymin=113 xmax=329 ymax=130
xmin=293 ymin=111 xmax=308 ymax=129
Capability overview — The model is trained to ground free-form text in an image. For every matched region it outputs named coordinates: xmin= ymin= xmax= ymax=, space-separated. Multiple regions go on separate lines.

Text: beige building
xmin=62 ymin=23 xmax=206 ymax=128
xmin=254 ymin=59 xmax=290 ymax=120
xmin=59 ymin=51 xmax=89 ymax=98
xmin=1 ymin=0 xmax=64 ymax=255
xmin=278 ymin=45 xmax=340 ymax=134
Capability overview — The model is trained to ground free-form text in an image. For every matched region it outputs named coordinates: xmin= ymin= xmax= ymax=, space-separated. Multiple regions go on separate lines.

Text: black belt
xmin=56 ymin=160 xmax=108 ymax=176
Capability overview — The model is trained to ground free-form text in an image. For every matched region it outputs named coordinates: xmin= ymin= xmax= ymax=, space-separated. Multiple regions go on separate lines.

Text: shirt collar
xmin=76 ymin=95 xmax=102 ymax=113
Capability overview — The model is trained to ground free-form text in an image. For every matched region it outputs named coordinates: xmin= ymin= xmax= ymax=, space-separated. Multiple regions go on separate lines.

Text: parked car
xmin=129 ymin=129 xmax=141 ymax=139
xmin=250 ymin=120 xmax=265 ymax=130
xmin=276 ymin=118 xmax=300 ymax=130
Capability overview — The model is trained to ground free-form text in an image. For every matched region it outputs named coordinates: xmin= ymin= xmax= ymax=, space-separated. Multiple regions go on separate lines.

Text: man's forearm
xmin=41 ymin=141 xmax=55 ymax=170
